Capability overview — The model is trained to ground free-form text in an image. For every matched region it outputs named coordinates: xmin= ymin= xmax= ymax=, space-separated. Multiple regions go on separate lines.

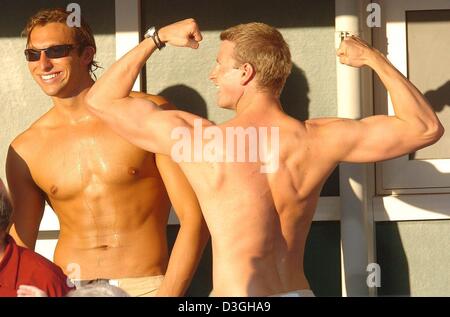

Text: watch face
xmin=144 ymin=26 xmax=164 ymax=49
xmin=145 ymin=27 xmax=156 ymax=38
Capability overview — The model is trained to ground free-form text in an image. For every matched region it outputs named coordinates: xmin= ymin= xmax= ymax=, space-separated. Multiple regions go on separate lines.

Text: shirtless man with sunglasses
xmin=6 ymin=8 xmax=208 ymax=296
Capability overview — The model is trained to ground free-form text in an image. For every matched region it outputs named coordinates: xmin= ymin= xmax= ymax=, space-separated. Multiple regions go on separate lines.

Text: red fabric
xmin=0 ymin=235 xmax=73 ymax=297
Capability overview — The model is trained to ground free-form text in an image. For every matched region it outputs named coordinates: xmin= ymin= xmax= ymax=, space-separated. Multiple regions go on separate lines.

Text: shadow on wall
xmin=304 ymin=221 xmax=341 ymax=296
xmin=424 ymin=80 xmax=450 ymax=113
xmin=377 ymin=158 xmax=450 ymax=295
xmin=158 ymin=64 xmax=314 ymax=122
xmin=376 ymin=222 xmax=411 ymax=297
xmin=281 ymin=63 xmax=339 ymax=196
xmin=159 ymin=85 xmax=208 ymax=118
xmin=410 ymin=80 xmax=450 ymax=160
xmin=280 ymin=63 xmax=310 ymax=121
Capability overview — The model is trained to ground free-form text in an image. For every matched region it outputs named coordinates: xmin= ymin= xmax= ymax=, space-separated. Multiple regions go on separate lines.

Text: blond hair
xmin=220 ymin=22 xmax=292 ymax=96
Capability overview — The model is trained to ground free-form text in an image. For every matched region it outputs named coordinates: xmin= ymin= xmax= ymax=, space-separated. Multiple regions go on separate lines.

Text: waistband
xmin=270 ymin=289 xmax=315 ymax=297
xmin=71 ymin=275 xmax=164 ymax=289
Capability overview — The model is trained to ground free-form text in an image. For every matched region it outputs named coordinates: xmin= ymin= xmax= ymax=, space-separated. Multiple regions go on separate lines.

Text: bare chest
xmin=27 ymin=125 xmax=158 ymax=200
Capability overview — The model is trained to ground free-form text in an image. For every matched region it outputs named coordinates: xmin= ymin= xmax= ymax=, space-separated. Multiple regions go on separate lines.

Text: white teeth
xmin=41 ymin=73 xmax=59 ymax=80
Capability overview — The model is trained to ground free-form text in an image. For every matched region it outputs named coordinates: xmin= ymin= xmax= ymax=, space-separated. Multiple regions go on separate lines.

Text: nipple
xmin=128 ymin=167 xmax=139 ymax=176
xmin=50 ymin=185 xmax=58 ymax=195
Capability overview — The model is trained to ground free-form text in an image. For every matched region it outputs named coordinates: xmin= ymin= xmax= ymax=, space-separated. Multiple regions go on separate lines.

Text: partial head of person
xmin=66 ymin=282 xmax=130 ymax=297
xmin=209 ymin=22 xmax=292 ymax=110
xmin=0 ymin=179 xmax=13 ymax=242
xmin=23 ymin=8 xmax=99 ymax=98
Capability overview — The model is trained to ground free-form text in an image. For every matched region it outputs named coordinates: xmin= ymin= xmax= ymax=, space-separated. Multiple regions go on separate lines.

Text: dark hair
xmin=23 ymin=7 xmax=100 ymax=78
xmin=0 ymin=188 xmax=12 ymax=233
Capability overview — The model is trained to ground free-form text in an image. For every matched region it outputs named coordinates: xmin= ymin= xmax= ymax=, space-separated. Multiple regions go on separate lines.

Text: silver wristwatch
xmin=144 ymin=26 xmax=165 ymax=50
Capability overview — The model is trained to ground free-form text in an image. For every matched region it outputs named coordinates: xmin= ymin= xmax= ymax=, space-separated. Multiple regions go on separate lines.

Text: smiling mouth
xmin=41 ymin=72 xmax=62 ymax=81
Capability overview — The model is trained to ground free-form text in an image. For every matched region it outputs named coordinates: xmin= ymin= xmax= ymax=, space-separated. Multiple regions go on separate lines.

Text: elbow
xmin=421 ymin=120 xmax=445 ymax=146
xmin=428 ymin=121 xmax=444 ymax=143
xmin=435 ymin=122 xmax=445 ymax=141
xmin=178 ymin=212 xmax=210 ymax=239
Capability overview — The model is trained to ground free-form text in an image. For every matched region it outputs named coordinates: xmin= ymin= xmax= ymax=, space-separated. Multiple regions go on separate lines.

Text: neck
xmin=235 ymin=89 xmax=282 ymax=117
xmin=51 ymin=78 xmax=95 ymax=122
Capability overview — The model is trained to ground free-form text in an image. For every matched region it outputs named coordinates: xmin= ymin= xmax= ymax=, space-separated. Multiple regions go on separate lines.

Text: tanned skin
xmin=86 ymin=19 xmax=443 ymax=296
xmin=7 ymin=21 xmax=208 ymax=296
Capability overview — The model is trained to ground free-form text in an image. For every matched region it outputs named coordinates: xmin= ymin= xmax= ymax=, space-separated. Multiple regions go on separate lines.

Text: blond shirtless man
xmin=6 ymin=9 xmax=208 ymax=296
xmin=86 ymin=19 xmax=443 ymax=296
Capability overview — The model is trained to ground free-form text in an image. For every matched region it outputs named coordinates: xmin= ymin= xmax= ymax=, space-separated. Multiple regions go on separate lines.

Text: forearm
xmin=9 ymin=224 xmax=38 ymax=249
xmin=88 ymin=18 xmax=202 ymax=112
xmin=368 ymin=52 xmax=442 ymax=134
xmin=157 ymin=221 xmax=209 ymax=296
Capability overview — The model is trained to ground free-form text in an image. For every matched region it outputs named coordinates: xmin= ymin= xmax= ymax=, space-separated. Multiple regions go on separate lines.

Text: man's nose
xmin=38 ymin=51 xmax=53 ymax=71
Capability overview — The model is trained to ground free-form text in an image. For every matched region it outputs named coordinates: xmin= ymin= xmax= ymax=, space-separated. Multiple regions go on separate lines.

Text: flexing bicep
xmin=312 ymin=115 xmax=437 ymax=163
xmin=129 ymin=91 xmax=175 ymax=110
xmin=6 ymin=146 xmax=45 ymax=249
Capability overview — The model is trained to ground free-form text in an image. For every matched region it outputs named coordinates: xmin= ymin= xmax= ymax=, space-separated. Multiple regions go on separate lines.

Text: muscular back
xmin=8 ymin=106 xmax=171 ymax=280
xmin=179 ymin=109 xmax=336 ymax=296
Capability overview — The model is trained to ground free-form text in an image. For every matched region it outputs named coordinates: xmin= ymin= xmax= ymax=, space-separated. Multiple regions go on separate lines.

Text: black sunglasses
xmin=24 ymin=44 xmax=77 ymax=62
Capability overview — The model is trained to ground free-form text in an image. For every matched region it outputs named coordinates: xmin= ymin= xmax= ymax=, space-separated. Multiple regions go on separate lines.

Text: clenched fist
xmin=336 ymin=35 xmax=380 ymax=68
xmin=158 ymin=18 xmax=203 ymax=49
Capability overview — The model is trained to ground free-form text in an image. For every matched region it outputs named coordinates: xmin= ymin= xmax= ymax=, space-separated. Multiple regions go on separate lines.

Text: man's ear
xmin=81 ymin=46 xmax=95 ymax=66
xmin=240 ymin=63 xmax=256 ymax=86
